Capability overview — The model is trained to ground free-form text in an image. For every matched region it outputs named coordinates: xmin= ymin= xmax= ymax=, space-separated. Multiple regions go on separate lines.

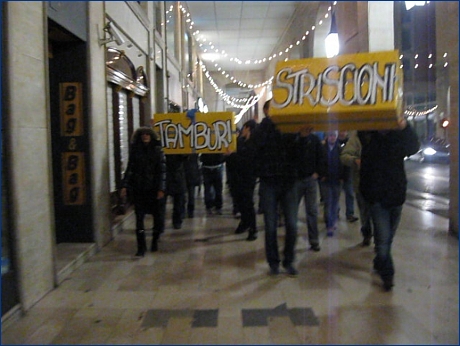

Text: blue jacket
xmin=322 ymin=140 xmax=345 ymax=184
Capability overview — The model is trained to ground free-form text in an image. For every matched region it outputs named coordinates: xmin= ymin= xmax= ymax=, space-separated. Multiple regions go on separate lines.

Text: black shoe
xmin=215 ymin=209 xmax=223 ymax=215
xmin=135 ymin=229 xmax=146 ymax=257
xmin=235 ymin=224 xmax=247 ymax=234
xmin=269 ymin=265 xmax=280 ymax=276
xmin=362 ymin=237 xmax=371 ymax=247
xmin=283 ymin=264 xmax=298 ymax=276
xmin=246 ymin=231 xmax=257 ymax=241
xmin=347 ymin=215 xmax=359 ymax=223
xmin=383 ymin=278 xmax=394 ymax=292
xmin=173 ymin=223 xmax=182 ymax=229
xmin=206 ymin=208 xmax=213 ymax=215
xmin=310 ymin=244 xmax=321 ymax=252
xmin=151 ymin=232 xmax=160 ymax=252
xmin=188 ymin=212 xmax=194 ymax=218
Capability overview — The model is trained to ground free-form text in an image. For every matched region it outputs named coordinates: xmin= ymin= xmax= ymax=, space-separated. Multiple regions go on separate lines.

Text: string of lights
xmin=198 ymin=60 xmax=273 ymax=109
xmin=399 ymin=52 xmax=449 ymax=69
xmin=404 ymin=105 xmax=438 ymax=117
xmin=174 ymin=2 xmax=450 ymax=115
xmin=191 ymin=2 xmax=338 ymax=67
xmin=179 ymin=2 xmax=337 ymax=107
xmin=234 ymin=86 xmax=268 ymax=124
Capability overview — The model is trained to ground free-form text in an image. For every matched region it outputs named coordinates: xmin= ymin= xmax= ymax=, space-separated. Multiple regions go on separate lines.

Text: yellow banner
xmin=270 ymin=50 xmax=403 ymax=132
xmin=153 ymin=112 xmax=238 ymax=154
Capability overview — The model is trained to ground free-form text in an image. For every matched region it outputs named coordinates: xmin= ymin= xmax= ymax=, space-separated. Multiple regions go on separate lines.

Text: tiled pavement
xmin=2 ymin=183 xmax=458 ymax=344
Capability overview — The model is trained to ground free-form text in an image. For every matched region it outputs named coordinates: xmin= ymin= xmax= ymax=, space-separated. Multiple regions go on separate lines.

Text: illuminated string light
xmin=234 ymin=86 xmax=269 ymax=124
xmin=404 ymin=105 xmax=438 ymax=117
xmin=398 ymin=52 xmax=449 ymax=68
xmin=186 ymin=2 xmax=338 ymax=66
xmin=178 ymin=1 xmax=449 ymax=111
xmin=199 ymin=61 xmax=273 ymax=109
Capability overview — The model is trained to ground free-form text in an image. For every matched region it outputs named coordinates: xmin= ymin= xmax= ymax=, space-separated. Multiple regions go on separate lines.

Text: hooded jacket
xmin=122 ymin=127 xmax=167 ymax=209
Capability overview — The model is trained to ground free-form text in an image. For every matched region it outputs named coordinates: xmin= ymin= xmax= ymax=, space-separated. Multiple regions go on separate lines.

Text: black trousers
xmin=234 ymin=181 xmax=257 ymax=230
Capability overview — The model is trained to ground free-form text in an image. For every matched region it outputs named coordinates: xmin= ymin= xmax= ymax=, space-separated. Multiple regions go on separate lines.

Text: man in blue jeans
xmin=200 ymin=153 xmax=225 ymax=215
xmin=253 ymin=100 xmax=300 ymax=276
xmin=293 ymin=125 xmax=327 ymax=252
xmin=358 ymin=119 xmax=419 ymax=291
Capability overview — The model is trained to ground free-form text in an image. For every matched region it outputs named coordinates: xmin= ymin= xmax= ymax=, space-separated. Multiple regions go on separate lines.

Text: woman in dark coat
xmin=121 ymin=127 xmax=166 ymax=256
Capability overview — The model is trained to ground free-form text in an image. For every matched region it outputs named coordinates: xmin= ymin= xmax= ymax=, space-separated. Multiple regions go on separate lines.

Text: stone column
xmin=4 ymin=2 xmax=55 ymax=310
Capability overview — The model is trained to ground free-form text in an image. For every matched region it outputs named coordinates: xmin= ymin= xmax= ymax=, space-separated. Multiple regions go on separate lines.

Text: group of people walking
xmin=121 ymin=100 xmax=420 ymax=292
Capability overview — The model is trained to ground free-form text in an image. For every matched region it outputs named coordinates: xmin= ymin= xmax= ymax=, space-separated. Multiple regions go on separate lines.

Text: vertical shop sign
xmin=60 ymin=82 xmax=86 ymax=205
xmin=62 ymin=152 xmax=86 ymax=205
xmin=60 ymin=82 xmax=84 ymax=136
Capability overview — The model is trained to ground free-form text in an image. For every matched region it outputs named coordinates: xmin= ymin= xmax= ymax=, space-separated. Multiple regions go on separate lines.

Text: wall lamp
xmin=325 ymin=9 xmax=339 ymax=58
xmin=99 ymin=21 xmax=125 ymax=46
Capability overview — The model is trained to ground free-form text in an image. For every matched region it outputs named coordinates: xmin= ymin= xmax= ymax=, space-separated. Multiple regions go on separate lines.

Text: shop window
xmin=165 ymin=1 xmax=177 ymax=60
xmin=105 ymin=48 xmax=149 ymax=215
xmin=154 ymin=2 xmax=163 ymax=36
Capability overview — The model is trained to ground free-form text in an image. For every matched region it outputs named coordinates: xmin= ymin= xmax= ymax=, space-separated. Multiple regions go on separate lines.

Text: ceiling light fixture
xmin=325 ymin=8 xmax=339 ymax=58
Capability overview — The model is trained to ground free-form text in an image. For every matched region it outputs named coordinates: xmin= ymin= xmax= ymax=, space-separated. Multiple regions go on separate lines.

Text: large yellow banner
xmin=270 ymin=50 xmax=403 ymax=132
xmin=153 ymin=112 xmax=238 ymax=154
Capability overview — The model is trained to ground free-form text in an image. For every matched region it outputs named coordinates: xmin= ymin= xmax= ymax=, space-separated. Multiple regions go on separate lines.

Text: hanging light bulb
xmin=325 ymin=10 xmax=339 ymax=58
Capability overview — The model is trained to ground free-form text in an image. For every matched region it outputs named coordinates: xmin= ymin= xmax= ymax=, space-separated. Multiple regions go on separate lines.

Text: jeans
xmin=296 ymin=176 xmax=320 ymax=246
xmin=370 ymin=202 xmax=402 ymax=281
xmin=355 ymin=188 xmax=372 ymax=239
xmin=202 ymin=166 xmax=223 ymax=210
xmin=260 ymin=178 xmax=299 ymax=268
xmin=184 ymin=183 xmax=197 ymax=216
xmin=342 ymin=178 xmax=355 ymax=217
xmin=320 ymin=181 xmax=341 ymax=229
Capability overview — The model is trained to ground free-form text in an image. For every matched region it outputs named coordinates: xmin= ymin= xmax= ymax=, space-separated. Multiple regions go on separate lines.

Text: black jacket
xmin=200 ymin=153 xmax=225 ymax=167
xmin=252 ymin=116 xmax=298 ymax=186
xmin=358 ymin=125 xmax=420 ymax=207
xmin=184 ymin=154 xmax=201 ymax=187
xmin=226 ymin=135 xmax=258 ymax=189
xmin=295 ymin=133 xmax=327 ymax=179
xmin=165 ymin=154 xmax=187 ymax=195
xmin=122 ymin=143 xmax=166 ymax=209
